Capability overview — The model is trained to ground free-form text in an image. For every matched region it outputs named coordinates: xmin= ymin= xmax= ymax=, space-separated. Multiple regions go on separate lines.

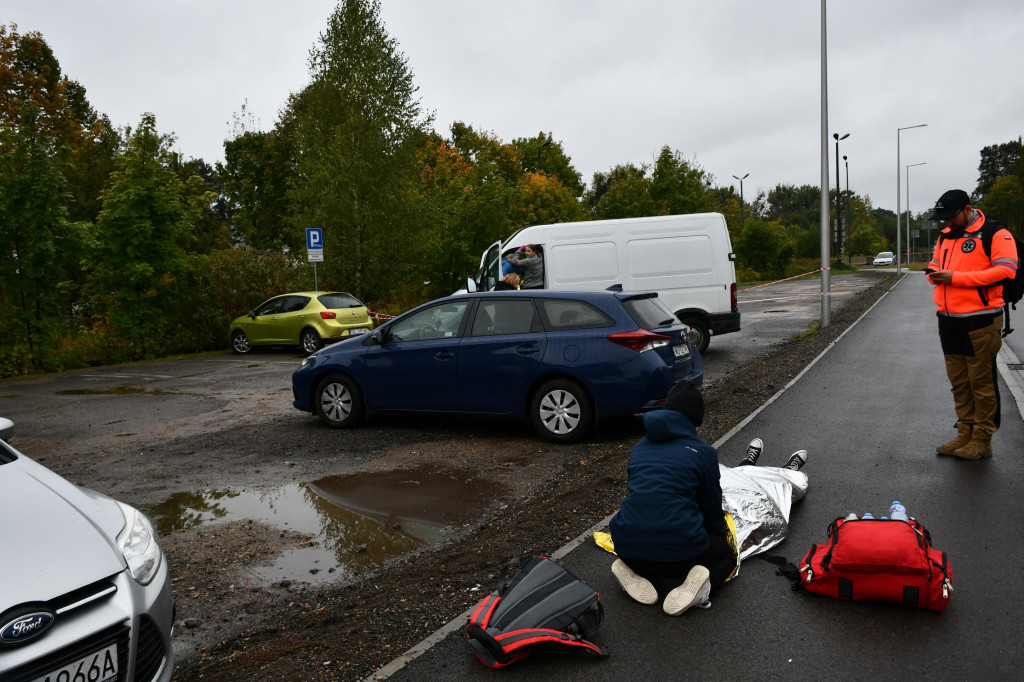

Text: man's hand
xmin=927 ymin=269 xmax=953 ymax=284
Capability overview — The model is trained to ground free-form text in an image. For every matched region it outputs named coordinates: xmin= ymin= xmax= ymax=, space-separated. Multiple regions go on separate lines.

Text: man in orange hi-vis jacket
xmin=927 ymin=189 xmax=1019 ymax=459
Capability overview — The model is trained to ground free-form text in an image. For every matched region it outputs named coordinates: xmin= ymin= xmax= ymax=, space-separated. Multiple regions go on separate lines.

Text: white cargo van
xmin=469 ymin=213 xmax=740 ymax=353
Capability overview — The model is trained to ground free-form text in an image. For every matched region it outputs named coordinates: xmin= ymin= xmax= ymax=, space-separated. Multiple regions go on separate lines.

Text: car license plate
xmin=349 ymin=327 xmax=368 ymax=335
xmin=672 ymin=343 xmax=688 ymax=358
xmin=32 ymin=643 xmax=117 ymax=682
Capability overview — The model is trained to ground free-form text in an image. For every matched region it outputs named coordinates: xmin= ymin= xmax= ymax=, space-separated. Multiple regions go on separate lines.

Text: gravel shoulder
xmin=163 ymin=272 xmax=898 ymax=681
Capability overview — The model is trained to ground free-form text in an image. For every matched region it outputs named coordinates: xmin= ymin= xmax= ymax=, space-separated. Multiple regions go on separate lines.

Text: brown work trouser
xmin=939 ymin=314 xmax=1002 ymax=438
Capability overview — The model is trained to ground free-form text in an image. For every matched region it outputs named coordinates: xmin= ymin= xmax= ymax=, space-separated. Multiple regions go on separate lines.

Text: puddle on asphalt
xmin=142 ymin=464 xmax=506 ymax=586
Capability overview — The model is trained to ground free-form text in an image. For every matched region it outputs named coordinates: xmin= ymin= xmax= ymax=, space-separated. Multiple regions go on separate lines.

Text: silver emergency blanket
xmin=720 ymin=465 xmax=809 ymax=561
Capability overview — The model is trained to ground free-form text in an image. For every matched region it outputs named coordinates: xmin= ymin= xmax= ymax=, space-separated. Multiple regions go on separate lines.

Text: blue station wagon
xmin=291 ymin=289 xmax=702 ymax=442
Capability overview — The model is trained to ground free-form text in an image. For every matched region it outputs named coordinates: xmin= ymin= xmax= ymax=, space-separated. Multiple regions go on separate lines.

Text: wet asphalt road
xmin=378 ymin=272 xmax=1024 ymax=681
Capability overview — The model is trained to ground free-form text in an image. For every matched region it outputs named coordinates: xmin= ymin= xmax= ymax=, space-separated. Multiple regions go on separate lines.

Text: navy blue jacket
xmin=609 ymin=410 xmax=727 ymax=562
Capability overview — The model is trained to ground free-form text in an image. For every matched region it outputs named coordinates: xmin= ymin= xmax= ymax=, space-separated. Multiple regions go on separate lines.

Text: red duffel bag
xmin=798 ymin=516 xmax=953 ymax=611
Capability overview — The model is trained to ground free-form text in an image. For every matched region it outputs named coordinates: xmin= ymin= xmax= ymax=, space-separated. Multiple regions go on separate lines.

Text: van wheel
xmin=315 ymin=374 xmax=365 ymax=428
xmin=530 ymin=379 xmax=594 ymax=443
xmin=680 ymin=317 xmax=710 ymax=354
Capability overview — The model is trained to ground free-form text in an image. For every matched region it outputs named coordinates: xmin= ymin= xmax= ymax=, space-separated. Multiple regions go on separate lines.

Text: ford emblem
xmin=0 ymin=610 xmax=55 ymax=647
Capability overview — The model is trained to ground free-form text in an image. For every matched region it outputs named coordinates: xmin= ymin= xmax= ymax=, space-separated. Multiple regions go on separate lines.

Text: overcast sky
xmin=6 ymin=1 xmax=1023 ymax=216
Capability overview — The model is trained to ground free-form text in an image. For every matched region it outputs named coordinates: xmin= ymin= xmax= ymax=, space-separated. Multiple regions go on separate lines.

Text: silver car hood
xmin=0 ymin=454 xmax=126 ymax=606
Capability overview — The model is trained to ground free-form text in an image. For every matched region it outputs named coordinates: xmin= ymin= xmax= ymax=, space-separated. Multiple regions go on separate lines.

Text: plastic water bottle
xmin=862 ymin=512 xmax=874 ymax=519
xmin=889 ymin=501 xmax=909 ymax=522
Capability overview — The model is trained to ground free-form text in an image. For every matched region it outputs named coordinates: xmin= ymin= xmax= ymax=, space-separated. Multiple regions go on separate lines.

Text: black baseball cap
xmin=931 ymin=189 xmax=970 ymax=221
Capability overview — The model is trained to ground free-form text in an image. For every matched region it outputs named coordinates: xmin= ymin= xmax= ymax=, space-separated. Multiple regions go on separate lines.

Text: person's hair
xmin=528 ymin=244 xmax=543 ymax=257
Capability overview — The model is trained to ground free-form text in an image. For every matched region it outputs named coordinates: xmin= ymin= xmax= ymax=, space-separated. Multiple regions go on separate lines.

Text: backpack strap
xmin=754 ymin=553 xmax=804 ymax=590
xmin=977 ymin=218 xmax=1017 ymax=337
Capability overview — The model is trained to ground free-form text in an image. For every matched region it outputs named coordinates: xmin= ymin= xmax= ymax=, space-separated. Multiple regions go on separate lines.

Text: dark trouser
xmin=938 ymin=313 xmax=1002 ymax=437
xmin=618 ymin=533 xmax=736 ymax=599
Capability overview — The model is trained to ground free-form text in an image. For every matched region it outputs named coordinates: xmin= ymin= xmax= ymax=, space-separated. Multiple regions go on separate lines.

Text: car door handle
xmin=435 ymin=351 xmax=455 ymax=360
xmin=516 ymin=345 xmax=540 ymax=355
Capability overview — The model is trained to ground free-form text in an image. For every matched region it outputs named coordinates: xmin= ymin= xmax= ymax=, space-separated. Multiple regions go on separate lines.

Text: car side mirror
xmin=248 ymin=310 xmax=257 ymax=319
xmin=465 ymin=277 xmax=478 ymax=293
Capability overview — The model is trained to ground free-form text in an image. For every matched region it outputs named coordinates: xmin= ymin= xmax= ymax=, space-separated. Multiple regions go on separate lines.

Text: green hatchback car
xmin=230 ymin=291 xmax=373 ymax=355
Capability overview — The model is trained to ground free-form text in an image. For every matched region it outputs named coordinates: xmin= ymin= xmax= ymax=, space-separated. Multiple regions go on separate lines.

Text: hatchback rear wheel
xmin=530 ymin=379 xmax=594 ymax=443
xmin=301 ymin=328 xmax=322 ymax=354
xmin=314 ymin=374 xmax=364 ymax=428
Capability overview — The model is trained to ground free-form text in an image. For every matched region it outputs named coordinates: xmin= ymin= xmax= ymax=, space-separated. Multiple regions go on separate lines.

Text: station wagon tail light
xmin=608 ymin=329 xmax=671 ymax=353
xmin=320 ymin=311 xmax=337 ymax=319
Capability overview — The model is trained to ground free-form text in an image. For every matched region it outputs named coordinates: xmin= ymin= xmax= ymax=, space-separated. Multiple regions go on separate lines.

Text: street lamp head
xmin=732 ymin=173 xmax=748 ymax=181
xmin=833 ymin=132 xmax=850 ymax=141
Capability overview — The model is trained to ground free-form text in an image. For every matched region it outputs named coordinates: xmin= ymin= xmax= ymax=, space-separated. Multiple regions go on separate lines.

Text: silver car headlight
xmin=115 ymin=501 xmax=162 ymax=585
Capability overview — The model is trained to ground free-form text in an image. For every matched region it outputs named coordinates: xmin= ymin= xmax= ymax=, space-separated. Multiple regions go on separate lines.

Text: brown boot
xmin=953 ymin=436 xmax=993 ymax=460
xmin=936 ymin=424 xmax=972 ymax=456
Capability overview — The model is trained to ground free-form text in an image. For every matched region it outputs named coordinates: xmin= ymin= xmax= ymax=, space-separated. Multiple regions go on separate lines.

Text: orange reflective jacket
xmin=929 ymin=210 xmax=1019 ymax=317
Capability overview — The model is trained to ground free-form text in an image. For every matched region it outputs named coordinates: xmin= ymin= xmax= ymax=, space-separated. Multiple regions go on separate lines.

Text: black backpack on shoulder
xmin=465 ymin=556 xmax=607 ymax=668
xmin=979 ymin=218 xmax=1024 ymax=337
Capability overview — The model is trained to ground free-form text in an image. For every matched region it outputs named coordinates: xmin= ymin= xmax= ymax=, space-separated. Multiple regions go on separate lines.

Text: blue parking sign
xmin=306 ymin=228 xmax=323 ymax=250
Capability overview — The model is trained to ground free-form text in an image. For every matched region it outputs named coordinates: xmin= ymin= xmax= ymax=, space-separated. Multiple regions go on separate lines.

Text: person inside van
xmin=506 ymin=244 xmax=544 ymax=289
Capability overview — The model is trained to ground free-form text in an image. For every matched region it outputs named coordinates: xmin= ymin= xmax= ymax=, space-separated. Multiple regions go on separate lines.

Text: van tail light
xmin=608 ymin=329 xmax=671 ymax=353
xmin=320 ymin=311 xmax=337 ymax=319
xmin=730 ymin=282 xmax=738 ymax=312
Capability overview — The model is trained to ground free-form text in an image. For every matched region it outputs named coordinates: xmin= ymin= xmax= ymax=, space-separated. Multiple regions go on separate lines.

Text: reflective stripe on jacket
xmin=929 ymin=210 xmax=1018 ymax=317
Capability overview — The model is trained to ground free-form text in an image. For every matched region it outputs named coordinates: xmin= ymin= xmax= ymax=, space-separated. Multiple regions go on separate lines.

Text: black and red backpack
xmin=465 ymin=556 xmax=608 ymax=668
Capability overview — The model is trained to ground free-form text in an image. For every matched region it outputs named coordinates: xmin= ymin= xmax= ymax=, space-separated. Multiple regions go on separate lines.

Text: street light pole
xmin=819 ymin=0 xmax=831 ymax=327
xmin=833 ymin=132 xmax=849 ymax=256
xmin=896 ymin=123 xmax=927 ymax=274
xmin=906 ymin=162 xmax=927 ymax=264
xmin=843 ymin=155 xmax=850 ymax=260
xmin=732 ymin=173 xmax=749 ymax=230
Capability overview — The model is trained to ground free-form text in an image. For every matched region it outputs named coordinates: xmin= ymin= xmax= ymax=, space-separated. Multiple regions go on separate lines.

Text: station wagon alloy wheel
xmin=531 ymin=379 xmax=594 ymax=443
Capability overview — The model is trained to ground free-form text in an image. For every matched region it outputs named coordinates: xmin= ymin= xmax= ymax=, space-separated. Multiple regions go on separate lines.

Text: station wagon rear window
xmin=538 ymin=299 xmax=614 ymax=330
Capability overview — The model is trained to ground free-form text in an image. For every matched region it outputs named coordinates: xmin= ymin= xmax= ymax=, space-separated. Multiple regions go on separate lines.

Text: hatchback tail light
xmin=608 ymin=329 xmax=671 ymax=353
xmin=320 ymin=311 xmax=337 ymax=319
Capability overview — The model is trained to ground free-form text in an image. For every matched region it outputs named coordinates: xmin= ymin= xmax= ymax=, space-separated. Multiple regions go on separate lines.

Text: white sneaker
xmin=663 ymin=565 xmax=711 ymax=616
xmin=611 ymin=559 xmax=658 ymax=605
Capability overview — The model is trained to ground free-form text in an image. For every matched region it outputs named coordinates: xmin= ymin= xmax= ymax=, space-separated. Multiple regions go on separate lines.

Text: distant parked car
xmin=873 ymin=251 xmax=895 ymax=266
xmin=291 ymin=289 xmax=703 ymax=443
xmin=0 ymin=426 xmax=174 ymax=681
xmin=230 ymin=291 xmax=373 ymax=355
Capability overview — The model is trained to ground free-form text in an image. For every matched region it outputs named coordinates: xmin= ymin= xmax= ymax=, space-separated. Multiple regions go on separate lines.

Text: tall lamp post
xmin=833 ymin=133 xmax=849 ymax=256
xmin=906 ymin=162 xmax=927 ymax=264
xmin=732 ymin=173 xmax=749 ymax=229
xmin=896 ymin=123 xmax=927 ymax=274
xmin=843 ymin=155 xmax=850 ymax=260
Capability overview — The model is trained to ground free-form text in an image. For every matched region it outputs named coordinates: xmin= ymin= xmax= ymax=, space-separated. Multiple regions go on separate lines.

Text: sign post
xmin=306 ymin=228 xmax=323 ymax=290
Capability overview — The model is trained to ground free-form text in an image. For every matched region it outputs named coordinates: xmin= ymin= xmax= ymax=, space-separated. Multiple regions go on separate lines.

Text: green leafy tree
xmin=220 ymin=115 xmax=298 ymax=250
xmin=981 ymin=174 xmax=1023 ymax=233
xmin=84 ymin=114 xmax=212 ymax=358
xmin=287 ymin=0 xmax=426 ymax=302
xmin=650 ymin=146 xmax=715 ymax=215
xmin=736 ymin=219 xmax=794 ymax=279
xmin=0 ymin=107 xmax=77 ymax=372
xmin=587 ymin=163 xmax=656 ymax=219
xmin=514 ymin=132 xmax=585 ymax=197
xmin=974 ymin=138 xmax=1023 ymax=203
